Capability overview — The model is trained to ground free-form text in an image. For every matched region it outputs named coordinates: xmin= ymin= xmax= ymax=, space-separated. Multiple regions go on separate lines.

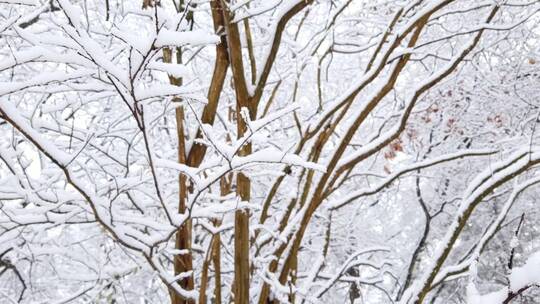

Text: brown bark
xmin=219 ymin=2 xmax=253 ymax=303
xmin=257 ymin=3 xmax=459 ymax=301
xmin=212 ymin=228 xmax=222 ymax=304
xmin=163 ymin=46 xmax=195 ymax=304
xmin=167 ymin=1 xmax=229 ymax=302
xmin=186 ymin=0 xmax=230 ymax=168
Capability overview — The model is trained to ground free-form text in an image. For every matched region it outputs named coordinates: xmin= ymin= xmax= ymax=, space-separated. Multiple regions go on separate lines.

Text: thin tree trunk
xmin=163 ymin=43 xmax=195 ymax=304
xmin=219 ymin=2 xmax=252 ymax=303
xmin=174 ymin=103 xmax=195 ymax=304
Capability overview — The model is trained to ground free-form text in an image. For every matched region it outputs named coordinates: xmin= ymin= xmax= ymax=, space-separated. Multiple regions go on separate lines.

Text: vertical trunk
xmin=219 ymin=2 xmax=252 ymax=303
xmin=174 ymin=2 xmax=228 ymax=302
xmin=214 ymin=175 xmax=232 ymax=304
xmin=164 ymin=44 xmax=195 ymax=304
xmin=199 ymin=175 xmax=230 ymax=304
xmin=234 ymin=168 xmax=250 ymax=304
xmin=197 ymin=232 xmax=223 ymax=304
xmin=174 ymin=104 xmax=195 ymax=304
xmin=212 ymin=228 xmax=222 ymax=304
xmin=169 ymin=3 xmax=197 ymax=303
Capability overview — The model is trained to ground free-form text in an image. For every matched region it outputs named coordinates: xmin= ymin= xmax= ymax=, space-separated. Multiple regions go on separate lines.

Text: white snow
xmin=509 ymin=251 xmax=540 ymax=292
xmin=147 ymin=61 xmax=190 ymax=78
xmin=467 ymin=286 xmax=508 ymax=304
xmin=155 ymin=29 xmax=219 ymax=48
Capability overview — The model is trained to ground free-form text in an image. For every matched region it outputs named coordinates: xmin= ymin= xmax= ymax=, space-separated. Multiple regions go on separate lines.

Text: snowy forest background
xmin=0 ymin=0 xmax=540 ymax=303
